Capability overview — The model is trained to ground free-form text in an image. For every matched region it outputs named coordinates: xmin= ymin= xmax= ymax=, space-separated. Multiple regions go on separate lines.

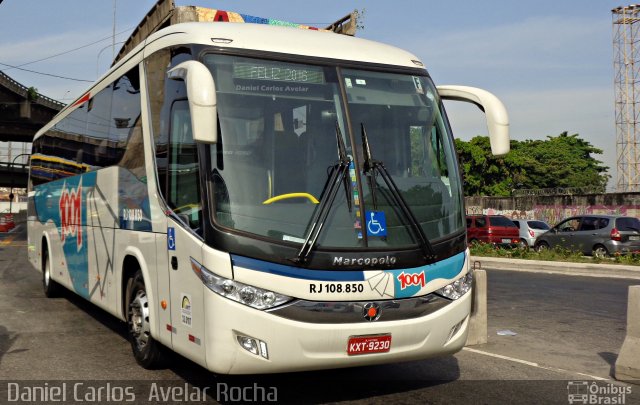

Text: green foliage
xmin=469 ymin=242 xmax=640 ymax=265
xmin=27 ymin=86 xmax=38 ymax=102
xmin=456 ymin=132 xmax=610 ymax=196
xmin=612 ymin=251 xmax=640 ymax=265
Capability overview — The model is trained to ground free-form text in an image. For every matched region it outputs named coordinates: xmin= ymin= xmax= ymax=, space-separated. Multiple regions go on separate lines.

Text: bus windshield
xmin=202 ymin=54 xmax=464 ymax=250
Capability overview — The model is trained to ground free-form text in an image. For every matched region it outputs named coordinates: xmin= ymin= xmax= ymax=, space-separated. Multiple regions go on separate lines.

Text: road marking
xmin=463 ymin=347 xmax=613 ymax=382
xmin=0 ymin=234 xmax=17 ymax=246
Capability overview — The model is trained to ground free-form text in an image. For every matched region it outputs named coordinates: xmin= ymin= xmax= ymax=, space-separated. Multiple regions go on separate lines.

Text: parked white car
xmin=511 ymin=219 xmax=551 ymax=248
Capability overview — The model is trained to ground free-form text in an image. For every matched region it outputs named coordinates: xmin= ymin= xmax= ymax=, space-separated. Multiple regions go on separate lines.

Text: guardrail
xmin=0 ymin=162 xmax=28 ymax=169
xmin=0 ymin=71 xmax=64 ymax=110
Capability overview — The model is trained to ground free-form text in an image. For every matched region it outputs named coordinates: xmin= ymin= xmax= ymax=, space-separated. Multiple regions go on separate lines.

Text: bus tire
xmin=42 ymin=248 xmax=63 ymax=298
xmin=127 ymin=270 xmax=166 ymax=369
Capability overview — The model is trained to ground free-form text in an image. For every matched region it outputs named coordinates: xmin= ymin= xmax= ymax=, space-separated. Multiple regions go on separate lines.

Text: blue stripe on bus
xmin=386 ymin=252 xmax=466 ymax=298
xmin=34 ymin=172 xmax=98 ymax=298
xmin=231 ymin=255 xmax=366 ymax=281
xmin=415 ymin=251 xmax=466 ymax=281
xmin=231 ymin=251 xmax=466 ymax=284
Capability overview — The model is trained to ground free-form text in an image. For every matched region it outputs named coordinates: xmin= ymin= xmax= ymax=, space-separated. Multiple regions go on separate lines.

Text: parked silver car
xmin=534 ymin=215 xmax=640 ymax=257
xmin=511 ymin=219 xmax=551 ymax=248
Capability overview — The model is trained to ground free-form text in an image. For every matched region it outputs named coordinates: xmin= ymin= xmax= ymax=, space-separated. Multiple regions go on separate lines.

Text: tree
xmin=456 ymin=132 xmax=609 ymax=196
xmin=27 ymin=86 xmax=38 ymax=102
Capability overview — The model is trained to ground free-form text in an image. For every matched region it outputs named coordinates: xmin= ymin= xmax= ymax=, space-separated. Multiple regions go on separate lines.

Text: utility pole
xmin=8 ymin=153 xmax=29 ymax=214
xmin=112 ymin=0 xmax=117 ymax=60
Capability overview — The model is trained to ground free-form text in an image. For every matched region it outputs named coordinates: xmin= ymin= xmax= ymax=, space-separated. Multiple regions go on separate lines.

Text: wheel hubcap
xmin=44 ymin=258 xmax=50 ymax=287
xmin=129 ymin=289 xmax=150 ymax=350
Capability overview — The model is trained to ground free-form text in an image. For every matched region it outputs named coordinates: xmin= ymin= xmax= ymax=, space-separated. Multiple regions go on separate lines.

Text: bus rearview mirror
xmin=168 ymin=61 xmax=218 ymax=144
xmin=436 ymin=85 xmax=509 ymax=156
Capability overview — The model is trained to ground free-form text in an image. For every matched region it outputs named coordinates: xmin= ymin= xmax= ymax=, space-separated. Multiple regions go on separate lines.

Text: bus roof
xmin=112 ymin=0 xmax=358 ymax=65
xmin=144 ymin=22 xmax=425 ymax=70
xmin=36 ymin=22 xmax=426 ymax=141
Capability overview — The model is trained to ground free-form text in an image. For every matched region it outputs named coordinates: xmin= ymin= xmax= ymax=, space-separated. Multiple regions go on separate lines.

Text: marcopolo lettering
xmin=332 ymin=256 xmax=397 ymax=267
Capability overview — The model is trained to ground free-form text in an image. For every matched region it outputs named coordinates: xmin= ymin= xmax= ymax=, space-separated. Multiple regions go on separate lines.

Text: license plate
xmin=347 ymin=334 xmax=391 ymax=356
xmin=501 ymin=238 xmax=511 ymax=243
xmin=630 ymin=236 xmax=640 ymax=241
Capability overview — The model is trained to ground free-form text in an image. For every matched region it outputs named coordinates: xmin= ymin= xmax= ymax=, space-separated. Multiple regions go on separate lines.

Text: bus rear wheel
xmin=42 ymin=248 xmax=62 ymax=298
xmin=127 ymin=270 xmax=166 ymax=369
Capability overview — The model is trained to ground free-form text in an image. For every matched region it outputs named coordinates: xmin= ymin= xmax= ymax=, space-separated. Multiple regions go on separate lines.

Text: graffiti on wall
xmin=466 ymin=205 xmax=640 ymax=225
xmin=466 ymin=206 xmax=536 ymax=219
xmin=532 ymin=205 xmax=640 ymax=225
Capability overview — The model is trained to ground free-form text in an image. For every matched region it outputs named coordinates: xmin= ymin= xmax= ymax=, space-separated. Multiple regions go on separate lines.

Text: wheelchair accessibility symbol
xmin=168 ymin=227 xmax=176 ymax=251
xmin=366 ymin=211 xmax=387 ymax=237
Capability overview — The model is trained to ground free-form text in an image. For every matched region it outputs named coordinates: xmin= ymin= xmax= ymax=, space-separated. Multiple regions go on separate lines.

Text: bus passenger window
xmin=168 ymin=100 xmax=201 ymax=231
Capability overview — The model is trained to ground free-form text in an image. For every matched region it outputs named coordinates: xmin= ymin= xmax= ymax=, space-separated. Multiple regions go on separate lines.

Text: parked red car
xmin=466 ymin=215 xmax=520 ymax=247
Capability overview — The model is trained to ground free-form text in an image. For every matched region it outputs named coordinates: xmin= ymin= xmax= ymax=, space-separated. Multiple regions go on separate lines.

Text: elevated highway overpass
xmin=0 ymin=161 xmax=28 ymax=188
xmin=0 ymin=71 xmax=63 ymax=187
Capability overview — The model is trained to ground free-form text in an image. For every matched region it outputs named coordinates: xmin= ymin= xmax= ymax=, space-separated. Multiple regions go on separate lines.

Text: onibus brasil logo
xmin=59 ymin=179 xmax=83 ymax=250
xmin=567 ymin=381 xmax=631 ymax=404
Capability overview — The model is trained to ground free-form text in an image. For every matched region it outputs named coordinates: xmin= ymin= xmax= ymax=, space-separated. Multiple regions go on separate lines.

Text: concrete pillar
xmin=615 ymin=285 xmax=640 ymax=381
xmin=19 ymin=100 xmax=31 ymax=119
xmin=466 ymin=268 xmax=487 ymax=346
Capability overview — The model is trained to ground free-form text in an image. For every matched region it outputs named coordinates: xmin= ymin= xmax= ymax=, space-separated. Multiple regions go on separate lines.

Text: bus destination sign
xmin=233 ymin=62 xmax=325 ymax=85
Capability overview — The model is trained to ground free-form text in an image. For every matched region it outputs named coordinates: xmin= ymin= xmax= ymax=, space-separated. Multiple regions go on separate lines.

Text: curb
xmin=615 ymin=285 xmax=640 ymax=382
xmin=469 ymin=255 xmax=640 ymax=280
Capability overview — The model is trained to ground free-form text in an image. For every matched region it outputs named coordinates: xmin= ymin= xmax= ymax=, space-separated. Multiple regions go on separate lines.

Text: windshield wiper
xmin=360 ymin=123 xmax=436 ymax=261
xmin=291 ymin=122 xmax=352 ymax=265
xmin=336 ymin=121 xmax=353 ymax=214
xmin=361 ymin=123 xmax=379 ymax=210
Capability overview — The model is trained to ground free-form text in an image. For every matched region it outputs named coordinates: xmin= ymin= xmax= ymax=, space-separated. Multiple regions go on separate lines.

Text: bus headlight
xmin=435 ymin=271 xmax=473 ymax=300
xmin=190 ymin=258 xmax=292 ymax=310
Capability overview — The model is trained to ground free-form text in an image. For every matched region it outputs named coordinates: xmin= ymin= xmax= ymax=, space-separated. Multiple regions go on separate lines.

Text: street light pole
xmin=8 ymin=153 xmax=30 ymax=214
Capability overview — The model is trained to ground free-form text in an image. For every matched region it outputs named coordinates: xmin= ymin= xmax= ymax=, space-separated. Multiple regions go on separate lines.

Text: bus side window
xmin=168 ymin=100 xmax=201 ymax=231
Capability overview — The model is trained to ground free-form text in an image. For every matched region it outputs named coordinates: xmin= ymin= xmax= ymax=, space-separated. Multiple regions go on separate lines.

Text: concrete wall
xmin=465 ymin=193 xmax=640 ymax=224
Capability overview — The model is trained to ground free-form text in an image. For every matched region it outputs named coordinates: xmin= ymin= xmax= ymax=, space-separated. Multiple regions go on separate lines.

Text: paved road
xmin=485 ymin=269 xmax=631 ymax=379
xmin=0 ymin=225 xmax=639 ymax=404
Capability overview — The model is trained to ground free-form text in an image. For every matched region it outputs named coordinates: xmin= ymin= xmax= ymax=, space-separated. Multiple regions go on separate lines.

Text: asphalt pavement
xmin=1 ymin=224 xmax=639 ymax=404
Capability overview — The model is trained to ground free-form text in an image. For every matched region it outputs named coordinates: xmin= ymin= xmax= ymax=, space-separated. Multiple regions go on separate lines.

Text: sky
xmin=0 ymin=1 xmax=627 ymax=190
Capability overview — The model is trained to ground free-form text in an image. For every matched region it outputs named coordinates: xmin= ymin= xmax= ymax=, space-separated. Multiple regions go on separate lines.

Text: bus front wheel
xmin=127 ymin=270 xmax=166 ymax=369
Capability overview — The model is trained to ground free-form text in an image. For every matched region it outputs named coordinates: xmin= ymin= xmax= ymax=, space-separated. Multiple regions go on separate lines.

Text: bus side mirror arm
xmin=168 ymin=61 xmax=218 ymax=144
xmin=436 ymin=85 xmax=509 ymax=156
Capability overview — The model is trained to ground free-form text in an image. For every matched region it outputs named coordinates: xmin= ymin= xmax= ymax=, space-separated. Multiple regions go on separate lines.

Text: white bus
xmin=27 ymin=20 xmax=509 ymax=374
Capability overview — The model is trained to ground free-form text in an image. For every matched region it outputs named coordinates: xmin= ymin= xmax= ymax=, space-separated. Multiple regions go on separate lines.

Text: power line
xmin=0 ymin=25 xmax=137 ymax=83
xmin=3 ymin=26 xmax=133 ymax=71
xmin=0 ymin=62 xmax=93 ymax=82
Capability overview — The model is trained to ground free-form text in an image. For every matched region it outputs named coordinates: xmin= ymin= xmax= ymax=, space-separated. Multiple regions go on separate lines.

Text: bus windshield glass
xmin=202 ymin=54 xmax=464 ymax=249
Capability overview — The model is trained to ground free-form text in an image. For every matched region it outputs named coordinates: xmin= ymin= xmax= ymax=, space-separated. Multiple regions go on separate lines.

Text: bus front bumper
xmin=203 ymin=289 xmax=471 ymax=374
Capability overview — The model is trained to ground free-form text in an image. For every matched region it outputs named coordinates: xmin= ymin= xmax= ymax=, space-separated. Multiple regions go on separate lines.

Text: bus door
xmin=165 ymin=99 xmax=207 ymax=363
